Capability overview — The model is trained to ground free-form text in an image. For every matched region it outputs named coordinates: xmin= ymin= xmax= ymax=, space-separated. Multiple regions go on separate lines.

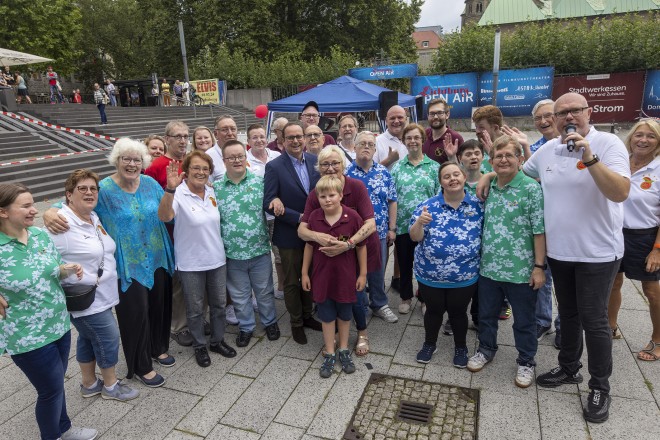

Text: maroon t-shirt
xmin=302 ymin=176 xmax=381 ymax=272
xmin=422 ymin=127 xmax=465 ymax=164
xmin=266 ymin=139 xmax=283 ymax=153
xmin=307 ymin=206 xmax=364 ymax=303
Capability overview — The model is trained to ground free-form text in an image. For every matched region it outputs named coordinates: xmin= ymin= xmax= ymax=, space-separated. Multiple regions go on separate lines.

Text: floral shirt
xmin=213 ymin=170 xmax=270 ymax=260
xmin=480 ymin=171 xmax=545 ymax=284
xmin=346 ymin=161 xmax=397 ymax=240
xmin=95 ymin=175 xmax=175 ymax=292
xmin=391 ymin=155 xmax=440 ymax=235
xmin=411 ymin=192 xmax=484 ymax=287
xmin=0 ymin=227 xmax=70 ymax=355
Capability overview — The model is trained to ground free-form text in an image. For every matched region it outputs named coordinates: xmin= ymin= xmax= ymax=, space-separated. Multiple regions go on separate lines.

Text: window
xmin=422 ymin=41 xmax=429 ymax=48
xmin=477 ymin=2 xmax=483 ymax=13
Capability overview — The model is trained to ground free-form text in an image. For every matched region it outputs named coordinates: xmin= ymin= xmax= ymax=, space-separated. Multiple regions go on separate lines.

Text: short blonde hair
xmin=315 ymin=145 xmax=346 ymax=174
xmin=108 ymin=138 xmax=152 ymax=168
xmin=315 ymin=175 xmax=343 ymax=195
xmin=191 ymin=126 xmax=216 ymax=150
xmin=626 ymin=119 xmax=660 ymax=157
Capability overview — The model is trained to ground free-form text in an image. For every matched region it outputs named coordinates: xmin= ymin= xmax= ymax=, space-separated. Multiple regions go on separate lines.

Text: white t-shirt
xmin=171 ymin=182 xmax=226 ymax=271
xmin=247 ymin=148 xmax=281 ymax=221
xmin=523 ymin=126 xmax=630 ymax=262
xmin=48 ymin=205 xmax=119 ymax=318
xmin=206 ymin=144 xmax=226 ymax=183
xmin=623 ymin=156 xmax=660 ymax=229
xmin=374 ymin=130 xmax=408 ymax=169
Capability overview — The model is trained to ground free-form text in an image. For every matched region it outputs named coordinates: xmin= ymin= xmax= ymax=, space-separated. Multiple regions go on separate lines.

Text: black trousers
xmin=395 ymin=233 xmax=418 ymax=301
xmin=419 ymin=282 xmax=477 ymax=347
xmin=115 ymin=268 xmax=172 ymax=378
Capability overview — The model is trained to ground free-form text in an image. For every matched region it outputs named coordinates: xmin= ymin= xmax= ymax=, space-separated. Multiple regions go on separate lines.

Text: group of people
xmin=0 ymin=66 xmax=33 ymax=104
xmin=1 ymin=93 xmax=658 ymax=439
xmin=159 ymin=79 xmax=190 ymax=107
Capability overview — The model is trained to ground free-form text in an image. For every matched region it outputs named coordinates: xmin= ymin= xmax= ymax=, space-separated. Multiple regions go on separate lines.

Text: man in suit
xmin=264 ymin=122 xmax=323 ymax=344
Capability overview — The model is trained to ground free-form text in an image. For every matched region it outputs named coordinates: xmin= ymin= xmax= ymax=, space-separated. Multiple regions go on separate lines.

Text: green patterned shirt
xmin=213 ymin=170 xmax=271 ymax=260
xmin=391 ymin=155 xmax=440 ymax=234
xmin=0 ymin=227 xmax=70 ymax=355
xmin=480 ymin=171 xmax=545 ymax=284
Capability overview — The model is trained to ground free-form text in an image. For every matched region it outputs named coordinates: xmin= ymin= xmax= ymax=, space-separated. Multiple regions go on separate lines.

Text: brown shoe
xmin=292 ymin=326 xmax=307 ymax=345
xmin=303 ymin=317 xmax=323 ymax=331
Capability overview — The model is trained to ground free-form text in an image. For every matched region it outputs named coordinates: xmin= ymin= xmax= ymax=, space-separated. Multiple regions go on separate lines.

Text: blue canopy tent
xmin=266 ymin=75 xmax=417 ymax=134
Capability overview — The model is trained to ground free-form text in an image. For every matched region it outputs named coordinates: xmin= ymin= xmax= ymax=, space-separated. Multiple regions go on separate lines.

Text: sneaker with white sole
xmin=80 ymin=379 xmax=104 ymax=398
xmin=443 ymin=320 xmax=453 ymax=335
xmin=537 ymin=365 xmax=583 ymax=388
xmin=373 ymin=305 xmax=398 ymax=323
xmin=467 ymin=351 xmax=491 ymax=372
xmin=101 ymin=380 xmax=139 ymax=401
xmin=225 ymin=305 xmax=239 ymax=325
xmin=398 ymin=299 xmax=411 ymax=314
xmin=60 ymin=426 xmax=98 ymax=440
xmin=416 ymin=342 xmax=437 ymax=364
xmin=515 ymin=365 xmax=535 ymax=388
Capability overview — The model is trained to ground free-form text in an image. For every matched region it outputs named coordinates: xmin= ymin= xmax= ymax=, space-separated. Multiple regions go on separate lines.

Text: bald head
xmin=554 ymin=92 xmax=592 ymax=137
xmin=386 ymin=105 xmax=407 ymax=138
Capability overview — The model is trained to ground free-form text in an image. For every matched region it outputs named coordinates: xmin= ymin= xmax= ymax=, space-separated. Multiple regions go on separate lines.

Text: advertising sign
xmin=411 ymin=73 xmax=479 ymax=119
xmin=642 ymin=70 xmax=660 ymax=118
xmin=479 ymin=67 xmax=554 ymax=117
xmin=349 ymin=63 xmax=418 ymax=81
xmin=552 ymin=71 xmax=645 ymax=123
xmin=190 ymin=79 xmax=226 ymax=105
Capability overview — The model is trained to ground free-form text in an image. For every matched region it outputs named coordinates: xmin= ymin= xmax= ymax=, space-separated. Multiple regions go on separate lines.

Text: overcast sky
xmin=415 ymin=0 xmax=465 ymax=33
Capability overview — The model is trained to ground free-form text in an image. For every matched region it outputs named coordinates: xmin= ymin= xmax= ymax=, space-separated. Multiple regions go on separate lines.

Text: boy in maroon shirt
xmin=301 ymin=176 xmax=367 ymax=378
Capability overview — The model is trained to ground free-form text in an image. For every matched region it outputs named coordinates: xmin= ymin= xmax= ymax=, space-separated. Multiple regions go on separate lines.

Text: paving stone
xmin=388 ymin=363 xmax=424 ymax=380
xmin=176 ymin=373 xmax=253 ymax=437
xmin=0 ymin=364 xmax=30 ymax=401
xmin=619 ymin=277 xmax=649 ymax=311
xmin=230 ymin=336 xmax=287 ymax=378
xmin=0 ymin=353 xmax=12 ymax=369
xmin=163 ymin=430 xmax=204 ymax=439
xmin=277 ymin=329 xmax=325 ymax=361
xmin=0 ymin=382 xmax=36 ymax=425
xmin=469 ymin=345 xmax=538 ymax=397
xmin=366 ymin=313 xmax=413 ymax=356
xmin=221 ymin=355 xmax=309 ymax=434
xmin=392 ymin=324 xmax=427 ymax=367
xmin=205 ymin=424 xmax=260 ymax=440
xmin=70 ymin=397 xmax=134 ymax=438
xmin=260 ymin=422 xmax=305 ymax=440
xmin=423 ymin=362 xmax=472 ymax=388
xmin=0 ymin=404 xmax=41 ymax=439
xmin=476 ymin=390 xmax=539 ymax=440
xmin=537 ymin=389 xmax=588 ymax=440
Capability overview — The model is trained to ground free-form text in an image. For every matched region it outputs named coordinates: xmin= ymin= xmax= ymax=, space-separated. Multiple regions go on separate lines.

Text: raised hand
xmin=166 ymin=161 xmax=184 ymax=190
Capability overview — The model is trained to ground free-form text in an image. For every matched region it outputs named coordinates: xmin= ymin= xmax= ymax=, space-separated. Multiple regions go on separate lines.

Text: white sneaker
xmin=61 ymin=426 xmax=98 ymax=440
xmin=373 ymin=305 xmax=398 ymax=323
xmin=467 ymin=351 xmax=491 ymax=372
xmin=398 ymin=299 xmax=411 ymax=314
xmin=252 ymin=296 xmax=258 ymax=311
xmin=225 ymin=305 xmax=239 ymax=325
xmin=274 ymin=289 xmax=284 ymax=300
xmin=515 ymin=365 xmax=535 ymax=388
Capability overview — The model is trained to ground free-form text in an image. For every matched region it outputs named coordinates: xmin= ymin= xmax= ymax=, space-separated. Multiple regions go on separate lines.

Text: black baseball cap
xmin=303 ymin=101 xmax=319 ymax=112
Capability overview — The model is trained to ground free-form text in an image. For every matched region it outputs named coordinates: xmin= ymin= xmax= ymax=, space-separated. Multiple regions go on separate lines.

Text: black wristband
xmin=534 ymin=263 xmax=547 ymax=270
xmin=583 ymin=154 xmax=599 ymax=167
xmin=165 ymin=188 xmax=176 ymax=194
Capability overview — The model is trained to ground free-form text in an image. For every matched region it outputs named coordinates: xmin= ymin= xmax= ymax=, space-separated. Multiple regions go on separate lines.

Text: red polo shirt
xmin=423 ymin=127 xmax=465 ymax=164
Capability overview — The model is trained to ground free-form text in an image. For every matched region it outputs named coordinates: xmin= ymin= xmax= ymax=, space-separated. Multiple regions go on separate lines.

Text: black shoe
xmin=204 ymin=321 xmax=211 ymax=336
xmin=171 ymin=330 xmax=193 ymax=347
xmin=292 ymin=326 xmax=307 ymax=345
xmin=265 ymin=323 xmax=281 ymax=341
xmin=391 ymin=277 xmax=400 ymax=292
xmin=583 ymin=389 xmax=610 ymax=423
xmin=303 ymin=317 xmax=322 ymax=331
xmin=236 ymin=331 xmax=253 ymax=347
xmin=194 ymin=347 xmax=211 ymax=368
xmin=537 ymin=324 xmax=552 ymax=341
xmin=209 ymin=340 xmax=237 ymax=358
xmin=554 ymin=329 xmax=561 ymax=350
xmin=537 ymin=365 xmax=583 ymax=388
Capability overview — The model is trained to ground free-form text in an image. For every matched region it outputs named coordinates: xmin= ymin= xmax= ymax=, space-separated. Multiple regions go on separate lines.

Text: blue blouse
xmin=95 ymin=175 xmax=174 ymax=292
xmin=411 ymin=191 xmax=484 ymax=288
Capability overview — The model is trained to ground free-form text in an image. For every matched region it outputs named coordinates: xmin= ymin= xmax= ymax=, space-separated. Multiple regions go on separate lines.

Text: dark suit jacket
xmin=264 ymin=152 xmax=320 ymax=249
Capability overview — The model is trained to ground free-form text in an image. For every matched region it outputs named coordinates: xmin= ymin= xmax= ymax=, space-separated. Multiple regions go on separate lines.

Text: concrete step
xmin=0 ymin=145 xmax=66 ymax=162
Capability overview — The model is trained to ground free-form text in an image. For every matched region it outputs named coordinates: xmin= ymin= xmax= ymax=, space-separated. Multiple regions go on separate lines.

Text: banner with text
xmin=411 ymin=73 xmax=479 ymax=119
xmin=349 ymin=63 xmax=418 ymax=81
xmin=190 ymin=79 xmax=226 ymax=105
xmin=642 ymin=70 xmax=660 ymax=118
xmin=479 ymin=67 xmax=554 ymax=117
xmin=552 ymin=71 xmax=645 ymax=123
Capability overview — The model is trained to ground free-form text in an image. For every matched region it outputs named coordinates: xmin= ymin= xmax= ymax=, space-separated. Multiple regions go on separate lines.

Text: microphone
xmin=565 ymin=124 xmax=576 ymax=152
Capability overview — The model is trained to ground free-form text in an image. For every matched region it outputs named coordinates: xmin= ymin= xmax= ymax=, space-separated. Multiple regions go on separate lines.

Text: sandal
xmin=355 ymin=335 xmax=370 ymax=357
xmin=612 ymin=325 xmax=622 ymax=339
xmin=638 ymin=340 xmax=660 ymax=361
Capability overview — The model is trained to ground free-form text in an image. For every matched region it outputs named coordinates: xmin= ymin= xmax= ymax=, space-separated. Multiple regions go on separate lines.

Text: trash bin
xmin=0 ymin=88 xmax=17 ymax=111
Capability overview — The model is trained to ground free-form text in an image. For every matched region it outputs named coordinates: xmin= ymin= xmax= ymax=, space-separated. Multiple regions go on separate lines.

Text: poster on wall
xmin=642 ymin=70 xmax=660 ymax=118
xmin=189 ymin=79 xmax=227 ymax=105
xmin=349 ymin=63 xmax=419 ymax=81
xmin=552 ymin=71 xmax=645 ymax=123
xmin=478 ymin=66 xmax=554 ymax=117
xmin=410 ymin=73 xmax=478 ymax=119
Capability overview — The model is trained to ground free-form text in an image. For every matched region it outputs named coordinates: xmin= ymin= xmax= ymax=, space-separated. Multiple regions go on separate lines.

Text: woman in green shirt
xmin=0 ymin=183 xmax=97 ymax=440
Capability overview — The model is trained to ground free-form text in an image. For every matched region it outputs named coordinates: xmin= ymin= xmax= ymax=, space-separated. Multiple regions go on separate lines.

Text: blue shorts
xmin=317 ymin=298 xmax=354 ymax=323
xmin=70 ymin=308 xmax=120 ymax=369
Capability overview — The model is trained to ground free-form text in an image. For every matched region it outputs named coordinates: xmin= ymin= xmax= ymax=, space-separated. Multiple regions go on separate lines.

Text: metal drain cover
xmin=396 ymin=400 xmax=434 ymax=424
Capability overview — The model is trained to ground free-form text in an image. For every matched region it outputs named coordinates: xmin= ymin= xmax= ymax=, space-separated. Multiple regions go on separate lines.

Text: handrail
xmin=206 ymin=103 xmax=249 ymax=131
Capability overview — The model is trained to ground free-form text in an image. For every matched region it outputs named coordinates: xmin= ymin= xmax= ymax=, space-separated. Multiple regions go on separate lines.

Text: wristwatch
xmin=583 ymin=154 xmax=599 ymax=167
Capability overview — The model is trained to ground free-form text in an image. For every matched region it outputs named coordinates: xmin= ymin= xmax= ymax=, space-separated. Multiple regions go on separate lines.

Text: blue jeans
xmin=353 ymin=290 xmax=368 ymax=331
xmin=49 ymin=84 xmax=63 ymax=103
xmin=97 ymin=103 xmax=107 ymax=124
xmin=70 ymin=308 xmax=120 ymax=369
xmin=11 ymin=332 xmax=72 ymax=440
xmin=109 ymin=94 xmax=117 ymax=106
xmin=477 ymin=276 xmax=538 ymax=367
xmin=365 ymin=237 xmax=388 ymax=311
xmin=179 ymin=265 xmax=228 ymax=348
xmin=535 ymin=266 xmax=561 ymax=330
xmin=226 ymin=253 xmax=277 ymax=333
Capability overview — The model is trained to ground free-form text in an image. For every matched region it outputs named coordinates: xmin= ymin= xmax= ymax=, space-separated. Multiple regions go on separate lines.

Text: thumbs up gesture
xmin=417 ymin=206 xmax=432 ymax=225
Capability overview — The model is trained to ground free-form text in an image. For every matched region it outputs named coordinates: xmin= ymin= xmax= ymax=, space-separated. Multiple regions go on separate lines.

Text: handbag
xmin=62 ymin=225 xmax=105 ymax=312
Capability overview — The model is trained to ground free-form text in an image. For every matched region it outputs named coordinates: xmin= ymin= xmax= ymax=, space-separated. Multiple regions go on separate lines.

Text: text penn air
xmin=419 ymin=86 xmax=475 ymax=104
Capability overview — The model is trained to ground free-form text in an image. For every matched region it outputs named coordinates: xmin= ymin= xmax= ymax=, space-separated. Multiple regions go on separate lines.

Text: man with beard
xmin=422 ymin=98 xmax=464 ymax=164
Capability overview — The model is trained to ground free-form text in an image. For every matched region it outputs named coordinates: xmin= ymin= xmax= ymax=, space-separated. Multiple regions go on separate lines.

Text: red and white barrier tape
xmin=0 ymin=148 xmax=112 ymax=167
xmin=1 ymin=111 xmax=118 ymax=141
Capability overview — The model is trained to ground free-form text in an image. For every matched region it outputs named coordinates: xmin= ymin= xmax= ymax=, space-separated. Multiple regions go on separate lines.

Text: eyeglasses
xmin=428 ymin=110 xmax=447 ymax=118
xmin=189 ymin=166 xmax=210 ymax=173
xmin=120 ymin=157 xmax=142 ymax=165
xmin=404 ymin=135 xmax=423 ymax=142
xmin=357 ymin=142 xmax=376 ymax=149
xmin=533 ymin=112 xmax=554 ymax=122
xmin=75 ymin=185 xmax=98 ymax=194
xmin=554 ymin=107 xmax=589 ymax=119
xmin=168 ymin=134 xmax=189 ymax=141
xmin=224 ymin=155 xmax=246 ymax=163
xmin=301 ymin=113 xmax=320 ymax=119
xmin=217 ymin=127 xmax=238 ymax=133
xmin=492 ymin=153 xmax=520 ymax=162
xmin=285 ymin=135 xmax=304 ymax=141
xmin=319 ymin=161 xmax=343 ymax=169
xmin=305 ymin=133 xmax=322 ymax=139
